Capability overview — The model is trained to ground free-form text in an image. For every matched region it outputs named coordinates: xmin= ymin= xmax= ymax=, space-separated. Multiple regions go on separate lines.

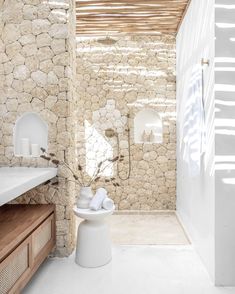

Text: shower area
xmin=2 ymin=0 xmax=235 ymax=290
xmin=75 ymin=35 xmax=188 ymax=245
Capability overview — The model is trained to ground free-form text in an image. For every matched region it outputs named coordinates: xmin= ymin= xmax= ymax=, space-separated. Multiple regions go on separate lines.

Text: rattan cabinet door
xmin=32 ymin=214 xmax=55 ymax=263
xmin=0 ymin=237 xmax=31 ymax=294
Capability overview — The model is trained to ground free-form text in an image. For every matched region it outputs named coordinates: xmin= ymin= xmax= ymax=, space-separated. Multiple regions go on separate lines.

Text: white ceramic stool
xmin=73 ymin=207 xmax=114 ymax=268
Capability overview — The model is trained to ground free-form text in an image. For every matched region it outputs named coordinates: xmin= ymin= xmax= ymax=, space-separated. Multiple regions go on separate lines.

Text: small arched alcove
xmin=14 ymin=112 xmax=48 ymax=157
xmin=134 ymin=109 xmax=163 ymax=144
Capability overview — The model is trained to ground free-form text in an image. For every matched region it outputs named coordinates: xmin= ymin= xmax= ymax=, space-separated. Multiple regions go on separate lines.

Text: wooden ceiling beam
xmin=176 ymin=0 xmax=192 ymax=33
xmin=76 ymin=0 xmax=187 ymax=5
xmin=76 ymin=14 xmax=182 ymax=18
xmin=76 ymin=24 xmax=178 ymax=28
xmin=75 ymin=0 xmax=190 ymax=35
xmin=75 ymin=30 xmax=176 ymax=35
xmin=76 ymin=20 xmax=178 ymax=23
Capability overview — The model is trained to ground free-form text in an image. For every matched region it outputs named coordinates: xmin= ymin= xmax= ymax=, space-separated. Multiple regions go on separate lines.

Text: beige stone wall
xmin=0 ymin=0 xmax=77 ymax=256
xmin=76 ymin=35 xmax=176 ymax=210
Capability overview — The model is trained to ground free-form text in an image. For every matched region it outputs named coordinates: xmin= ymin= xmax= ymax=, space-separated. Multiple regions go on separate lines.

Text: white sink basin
xmin=0 ymin=167 xmax=57 ymax=206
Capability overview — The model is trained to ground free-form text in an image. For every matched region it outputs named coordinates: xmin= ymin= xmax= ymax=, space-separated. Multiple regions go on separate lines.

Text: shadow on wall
xmin=215 ymin=3 xmax=235 ymax=179
xmin=85 ymin=119 xmax=113 ymax=178
xmin=214 ymin=1 xmax=235 ymax=286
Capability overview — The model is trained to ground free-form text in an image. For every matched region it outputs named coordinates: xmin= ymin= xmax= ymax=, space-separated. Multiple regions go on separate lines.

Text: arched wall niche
xmin=13 ymin=112 xmax=48 ymax=157
xmin=134 ymin=109 xmax=163 ymax=144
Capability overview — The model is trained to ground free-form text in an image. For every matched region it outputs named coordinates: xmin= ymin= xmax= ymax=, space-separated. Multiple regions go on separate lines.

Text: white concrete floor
xmin=22 ymin=213 xmax=235 ymax=293
xmin=23 ymin=246 xmax=235 ymax=294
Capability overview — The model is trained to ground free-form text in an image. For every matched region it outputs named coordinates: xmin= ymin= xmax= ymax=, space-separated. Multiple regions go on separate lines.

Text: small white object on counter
xmin=20 ymin=138 xmax=30 ymax=156
xmin=31 ymin=143 xmax=40 ymax=157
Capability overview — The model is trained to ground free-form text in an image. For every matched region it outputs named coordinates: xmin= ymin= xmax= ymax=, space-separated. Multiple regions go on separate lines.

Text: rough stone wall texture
xmin=76 ymin=35 xmax=176 ymax=210
xmin=0 ymin=0 xmax=77 ymax=256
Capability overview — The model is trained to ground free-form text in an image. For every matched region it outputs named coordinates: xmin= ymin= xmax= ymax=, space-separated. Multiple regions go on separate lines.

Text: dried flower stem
xmin=87 ymin=160 xmax=114 ymax=186
xmin=40 ymin=147 xmax=121 ymax=188
xmin=77 ymin=161 xmax=85 ymax=186
xmin=61 ymin=161 xmax=83 ymax=186
xmin=88 ymin=159 xmax=106 ymax=186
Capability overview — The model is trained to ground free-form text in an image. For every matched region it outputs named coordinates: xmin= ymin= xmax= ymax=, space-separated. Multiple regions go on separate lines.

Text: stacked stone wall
xmin=76 ymin=35 xmax=176 ymax=210
xmin=0 ymin=0 xmax=77 ymax=256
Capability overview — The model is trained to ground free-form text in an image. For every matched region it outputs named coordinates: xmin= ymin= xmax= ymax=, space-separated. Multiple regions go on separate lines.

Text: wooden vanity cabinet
xmin=0 ymin=205 xmax=55 ymax=294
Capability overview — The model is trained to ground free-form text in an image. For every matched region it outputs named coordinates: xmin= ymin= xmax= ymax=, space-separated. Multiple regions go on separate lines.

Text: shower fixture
xmin=201 ymin=58 xmax=210 ymax=66
xmin=104 ymin=114 xmax=131 ymax=180
xmin=105 ymin=128 xmax=117 ymax=138
xmin=97 ymin=36 xmax=117 ymax=45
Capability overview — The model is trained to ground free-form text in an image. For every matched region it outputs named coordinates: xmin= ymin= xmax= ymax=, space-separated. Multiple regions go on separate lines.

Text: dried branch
xmin=77 ymin=162 xmax=85 ymax=186
xmin=40 ymin=148 xmax=83 ymax=186
xmin=40 ymin=147 xmax=121 ymax=188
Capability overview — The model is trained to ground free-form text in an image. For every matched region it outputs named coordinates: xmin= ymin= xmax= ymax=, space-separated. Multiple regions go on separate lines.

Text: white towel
xmin=181 ymin=64 xmax=205 ymax=177
xmin=102 ymin=198 xmax=114 ymax=210
xmin=89 ymin=188 xmax=107 ymax=211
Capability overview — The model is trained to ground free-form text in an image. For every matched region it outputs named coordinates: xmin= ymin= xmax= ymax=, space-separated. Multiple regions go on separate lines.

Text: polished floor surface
xmin=23 ymin=246 xmax=235 ymax=294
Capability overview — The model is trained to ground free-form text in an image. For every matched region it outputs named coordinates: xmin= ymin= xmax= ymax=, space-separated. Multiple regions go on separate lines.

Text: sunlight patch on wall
xmin=215 ymin=118 xmax=235 ymax=127
xmin=215 ymin=84 xmax=235 ymax=92
xmin=215 ymin=4 xmax=235 ymax=9
xmin=222 ymin=178 xmax=235 ymax=184
xmin=215 ymin=57 xmax=235 ymax=63
xmin=85 ymin=120 xmax=113 ymax=177
xmin=215 ymin=23 xmax=235 ymax=28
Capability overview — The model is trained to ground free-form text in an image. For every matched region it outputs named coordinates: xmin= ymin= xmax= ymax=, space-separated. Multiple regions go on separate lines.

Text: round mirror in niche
xmin=134 ymin=109 xmax=163 ymax=144
xmin=13 ymin=112 xmax=48 ymax=157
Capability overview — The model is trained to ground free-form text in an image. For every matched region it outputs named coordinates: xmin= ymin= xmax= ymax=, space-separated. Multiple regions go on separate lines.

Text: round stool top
xmin=73 ymin=206 xmax=115 ymax=221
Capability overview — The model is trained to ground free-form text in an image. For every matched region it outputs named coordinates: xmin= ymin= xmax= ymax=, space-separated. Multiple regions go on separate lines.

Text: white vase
xmin=77 ymin=187 xmax=93 ymax=209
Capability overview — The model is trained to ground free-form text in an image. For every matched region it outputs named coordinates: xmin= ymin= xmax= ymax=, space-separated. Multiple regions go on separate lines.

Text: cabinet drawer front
xmin=32 ymin=215 xmax=54 ymax=260
xmin=0 ymin=238 xmax=30 ymax=294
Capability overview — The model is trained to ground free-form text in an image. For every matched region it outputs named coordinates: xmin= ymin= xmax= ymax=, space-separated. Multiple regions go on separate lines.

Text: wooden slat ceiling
xmin=76 ymin=0 xmax=190 ymax=36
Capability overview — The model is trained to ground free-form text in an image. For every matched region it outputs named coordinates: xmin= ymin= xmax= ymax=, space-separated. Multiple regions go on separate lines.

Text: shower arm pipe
xmin=116 ymin=114 xmax=131 ymax=181
xmin=104 ymin=114 xmax=131 ymax=181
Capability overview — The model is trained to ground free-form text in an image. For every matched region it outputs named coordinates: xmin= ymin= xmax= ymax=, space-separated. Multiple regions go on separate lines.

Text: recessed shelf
xmin=134 ymin=109 xmax=163 ymax=144
xmin=13 ymin=112 xmax=48 ymax=157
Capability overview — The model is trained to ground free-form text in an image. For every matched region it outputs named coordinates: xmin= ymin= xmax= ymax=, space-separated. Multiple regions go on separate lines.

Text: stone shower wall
xmin=0 ymin=0 xmax=77 ymax=256
xmin=76 ymin=35 xmax=176 ymax=210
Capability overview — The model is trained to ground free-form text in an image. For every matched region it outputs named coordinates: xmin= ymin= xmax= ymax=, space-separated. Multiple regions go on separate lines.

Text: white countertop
xmin=0 ymin=167 xmax=57 ymax=206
